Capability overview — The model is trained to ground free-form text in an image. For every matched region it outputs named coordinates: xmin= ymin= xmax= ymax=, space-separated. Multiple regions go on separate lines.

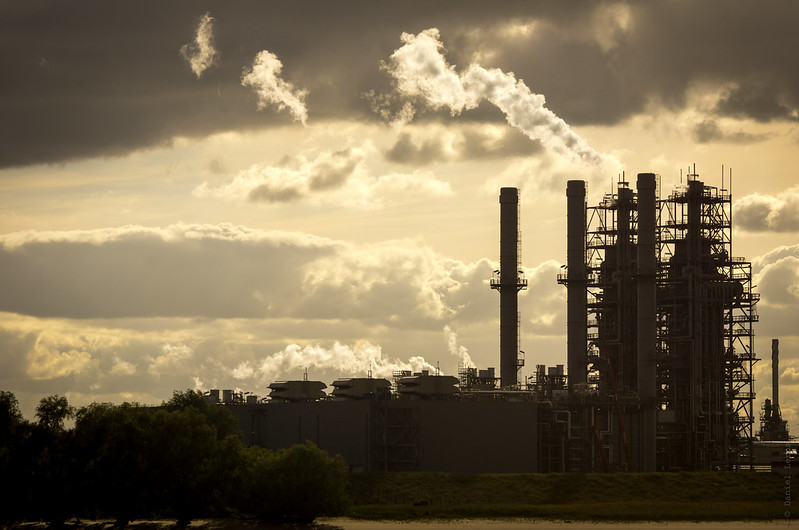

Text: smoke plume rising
xmin=444 ymin=325 xmax=474 ymax=369
xmin=383 ymin=28 xmax=620 ymax=172
xmin=180 ymin=12 xmax=219 ymax=79
xmin=242 ymin=50 xmax=309 ymax=124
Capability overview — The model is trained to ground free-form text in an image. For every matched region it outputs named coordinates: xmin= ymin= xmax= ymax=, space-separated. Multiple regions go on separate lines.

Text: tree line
xmin=0 ymin=390 xmax=349 ymax=527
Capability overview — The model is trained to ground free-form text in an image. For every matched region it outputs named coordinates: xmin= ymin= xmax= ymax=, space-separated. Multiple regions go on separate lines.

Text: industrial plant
xmin=212 ymin=169 xmax=795 ymax=473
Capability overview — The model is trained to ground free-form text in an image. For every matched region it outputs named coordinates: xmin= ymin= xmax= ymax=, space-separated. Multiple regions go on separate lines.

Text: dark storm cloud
xmin=619 ymin=2 xmax=799 ymax=117
xmin=715 ymin=82 xmax=798 ymax=123
xmin=3 ymin=1 xmax=798 ymax=168
xmin=692 ymin=120 xmax=766 ymax=144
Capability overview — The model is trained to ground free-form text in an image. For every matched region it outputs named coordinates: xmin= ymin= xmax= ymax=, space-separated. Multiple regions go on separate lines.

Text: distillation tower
xmin=558 ymin=169 xmax=758 ymax=471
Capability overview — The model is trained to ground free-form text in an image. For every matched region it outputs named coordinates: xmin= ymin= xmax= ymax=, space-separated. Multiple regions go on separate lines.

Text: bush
xmin=243 ymin=441 xmax=349 ymax=523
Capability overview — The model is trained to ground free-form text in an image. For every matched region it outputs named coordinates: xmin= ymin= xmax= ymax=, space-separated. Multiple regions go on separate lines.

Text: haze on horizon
xmin=1 ymin=1 xmax=798 ymax=431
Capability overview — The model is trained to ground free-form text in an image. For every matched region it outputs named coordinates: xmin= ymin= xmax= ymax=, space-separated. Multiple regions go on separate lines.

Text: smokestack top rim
xmin=566 ymin=180 xmax=586 ymax=197
xmin=636 ymin=173 xmax=657 ymax=189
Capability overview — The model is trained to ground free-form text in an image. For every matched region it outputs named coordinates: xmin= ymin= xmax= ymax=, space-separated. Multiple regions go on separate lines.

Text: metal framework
xmin=573 ymin=170 xmax=758 ymax=470
xmin=585 ymin=181 xmax=639 ymax=397
xmin=657 ymin=171 xmax=758 ymax=469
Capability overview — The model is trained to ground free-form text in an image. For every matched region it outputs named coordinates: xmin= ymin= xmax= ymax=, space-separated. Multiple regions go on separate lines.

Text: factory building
xmin=214 ymin=171 xmax=788 ymax=473
xmin=222 ymin=371 xmax=538 ymax=473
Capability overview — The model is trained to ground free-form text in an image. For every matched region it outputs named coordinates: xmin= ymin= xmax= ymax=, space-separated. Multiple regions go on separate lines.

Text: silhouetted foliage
xmin=35 ymin=394 xmax=74 ymax=431
xmin=164 ymin=389 xmax=241 ymax=441
xmin=0 ymin=390 xmax=349 ymax=526
xmin=0 ymin=390 xmax=23 ymax=444
xmin=0 ymin=391 xmax=29 ymax=524
xmin=242 ymin=441 xmax=349 ymax=523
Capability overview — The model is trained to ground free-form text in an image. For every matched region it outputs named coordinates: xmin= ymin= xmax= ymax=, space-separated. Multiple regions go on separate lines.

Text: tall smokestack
xmin=636 ymin=172 xmax=657 ymax=472
xmin=566 ymin=180 xmax=587 ymax=389
xmin=773 ymin=339 xmax=780 ymax=410
xmin=492 ymin=187 xmax=527 ymax=388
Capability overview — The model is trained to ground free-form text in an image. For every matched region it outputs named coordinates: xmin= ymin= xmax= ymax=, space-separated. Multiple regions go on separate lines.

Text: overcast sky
xmin=2 ymin=0 xmax=799 ymax=430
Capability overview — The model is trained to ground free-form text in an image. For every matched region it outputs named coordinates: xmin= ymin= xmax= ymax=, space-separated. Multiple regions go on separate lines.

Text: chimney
xmin=492 ymin=187 xmax=527 ymax=388
xmin=636 ymin=172 xmax=657 ymax=472
xmin=566 ymin=180 xmax=588 ymax=389
xmin=773 ymin=338 xmax=780 ymax=410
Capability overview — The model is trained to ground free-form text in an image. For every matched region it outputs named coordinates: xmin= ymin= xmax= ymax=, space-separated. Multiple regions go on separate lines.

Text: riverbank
xmin=4 ymin=519 xmax=793 ymax=530
xmin=345 ymin=471 xmax=787 ymax=521
xmin=4 ymin=472 xmax=789 ymax=528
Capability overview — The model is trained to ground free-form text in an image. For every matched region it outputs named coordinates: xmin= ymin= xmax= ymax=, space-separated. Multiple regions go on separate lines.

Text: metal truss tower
xmin=657 ymin=170 xmax=758 ymax=470
xmin=569 ymin=169 xmax=758 ymax=471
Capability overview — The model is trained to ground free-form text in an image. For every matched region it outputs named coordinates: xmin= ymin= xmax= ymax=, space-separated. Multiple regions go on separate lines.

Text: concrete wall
xmin=226 ymin=399 xmax=538 ymax=473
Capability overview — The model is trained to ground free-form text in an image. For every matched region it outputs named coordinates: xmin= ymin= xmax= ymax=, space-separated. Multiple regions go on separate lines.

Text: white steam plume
xmin=384 ymin=28 xmax=620 ymax=171
xmin=233 ymin=342 xmax=435 ymax=382
xmin=444 ymin=325 xmax=474 ymax=369
xmin=241 ymin=50 xmax=308 ymax=124
xmin=233 ymin=333 xmax=480 ymax=385
xmin=180 ymin=12 xmax=219 ymax=79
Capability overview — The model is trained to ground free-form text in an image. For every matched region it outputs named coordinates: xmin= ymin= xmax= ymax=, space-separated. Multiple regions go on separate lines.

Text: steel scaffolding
xmin=569 ymin=170 xmax=758 ymax=470
xmin=657 ymin=171 xmax=758 ymax=469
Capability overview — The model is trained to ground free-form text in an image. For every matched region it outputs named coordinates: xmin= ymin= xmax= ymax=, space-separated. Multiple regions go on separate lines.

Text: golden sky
xmin=1 ymin=1 xmax=798 ymax=431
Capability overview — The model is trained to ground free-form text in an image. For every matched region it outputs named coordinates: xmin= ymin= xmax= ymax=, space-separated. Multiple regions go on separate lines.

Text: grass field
xmin=345 ymin=471 xmax=788 ymax=521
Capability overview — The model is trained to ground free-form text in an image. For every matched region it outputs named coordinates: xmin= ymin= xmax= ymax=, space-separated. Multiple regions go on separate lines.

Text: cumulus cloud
xmin=0 ymin=224 xmax=492 ymax=327
xmin=195 ymin=147 xmax=367 ymax=203
xmin=384 ymin=125 xmax=540 ymax=165
xmin=241 ymin=50 xmax=309 ymax=124
xmin=0 ymin=224 xmax=330 ymax=319
xmin=692 ymin=119 xmax=766 ymax=144
xmin=148 ymin=343 xmax=194 ymax=377
xmin=755 ymin=247 xmax=799 ymax=307
xmin=735 ymin=187 xmax=799 ymax=232
xmin=752 ymin=245 xmax=799 ymax=340
xmin=523 ymin=260 xmax=566 ymax=334
xmin=382 ymin=28 xmax=621 ymax=174
xmin=194 ymin=146 xmax=452 ymax=206
xmin=110 ymin=357 xmax=137 ymax=376
xmin=180 ymin=12 xmax=219 ymax=79
xmin=27 ymin=337 xmax=97 ymax=380
xmin=0 ymin=225 xmax=568 ymax=414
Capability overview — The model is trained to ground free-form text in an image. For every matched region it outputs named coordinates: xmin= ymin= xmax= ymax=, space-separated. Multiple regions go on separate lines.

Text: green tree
xmin=74 ymin=400 xmax=245 ymax=526
xmin=0 ymin=391 xmax=29 ymax=524
xmin=0 ymin=390 xmax=24 ymax=444
xmin=35 ymin=394 xmax=74 ymax=431
xmin=27 ymin=395 xmax=77 ymax=526
xmin=246 ymin=441 xmax=349 ymax=523
xmin=73 ymin=402 xmax=154 ymax=526
xmin=164 ymin=389 xmax=241 ymax=441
